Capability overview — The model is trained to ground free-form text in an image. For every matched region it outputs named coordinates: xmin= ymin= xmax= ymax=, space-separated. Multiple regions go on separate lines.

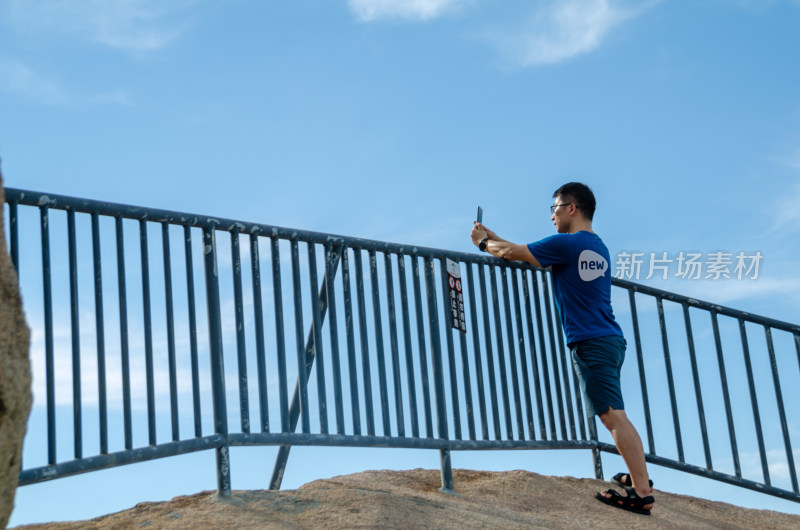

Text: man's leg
xmin=598 ymin=407 xmax=653 ymax=502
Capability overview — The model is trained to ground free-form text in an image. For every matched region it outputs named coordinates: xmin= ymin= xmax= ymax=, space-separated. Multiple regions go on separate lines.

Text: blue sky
xmin=3 ymin=0 xmax=800 ymax=525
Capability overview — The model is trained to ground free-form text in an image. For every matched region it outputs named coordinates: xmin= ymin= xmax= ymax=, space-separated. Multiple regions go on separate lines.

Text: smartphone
xmin=476 ymin=206 xmax=483 ymax=224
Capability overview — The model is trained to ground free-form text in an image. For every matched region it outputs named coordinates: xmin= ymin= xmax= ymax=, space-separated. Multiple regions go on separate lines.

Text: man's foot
xmin=611 ymin=472 xmax=654 ymax=493
xmin=595 ymin=487 xmax=654 ymax=515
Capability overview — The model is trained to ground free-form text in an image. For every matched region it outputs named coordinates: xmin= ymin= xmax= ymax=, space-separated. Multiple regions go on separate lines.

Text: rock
xmin=0 ymin=165 xmax=32 ymax=529
xmin=9 ymin=469 xmax=800 ymax=529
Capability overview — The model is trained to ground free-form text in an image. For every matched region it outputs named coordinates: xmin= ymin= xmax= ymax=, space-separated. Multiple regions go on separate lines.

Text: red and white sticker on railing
xmin=446 ymin=258 xmax=467 ymax=333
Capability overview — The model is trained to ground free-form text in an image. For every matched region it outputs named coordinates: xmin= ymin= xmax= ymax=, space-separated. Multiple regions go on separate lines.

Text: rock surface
xmin=0 ymin=170 xmax=33 ymax=529
xmin=11 ymin=468 xmax=800 ymax=529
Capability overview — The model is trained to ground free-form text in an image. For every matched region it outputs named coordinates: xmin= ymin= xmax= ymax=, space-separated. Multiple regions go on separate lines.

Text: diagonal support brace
xmin=269 ymin=243 xmax=343 ymax=489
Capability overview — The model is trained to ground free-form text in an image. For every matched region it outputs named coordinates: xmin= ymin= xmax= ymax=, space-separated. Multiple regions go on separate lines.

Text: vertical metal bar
xmin=341 ymin=248 xmax=361 ymax=435
xmin=553 ymin=311 xmax=577 ymax=440
xmin=542 ymin=273 xmax=567 ymax=440
xmin=683 ymin=303 xmax=711 ymax=469
xmin=424 ymin=256 xmax=448 ymax=439
xmin=765 ymin=326 xmax=799 ymax=493
xmin=465 ymin=263 xmax=489 ymax=441
xmin=162 ymin=223 xmax=179 ymax=442
xmin=489 ymin=265 xmax=513 ymax=440
xmin=308 ymin=243 xmax=329 ymax=434
xmin=91 ymin=213 xmax=108 ymax=454
xmin=657 ymin=297 xmax=683 ymax=462
xmin=354 ymin=249 xmax=375 ymax=436
xmin=271 ymin=237 xmax=289 ymax=433
xmin=570 ymin=363 xmax=587 ymax=441
xmin=561 ymin=308 xmax=587 ymax=442
xmin=290 ymin=239 xmax=310 ymax=433
xmin=411 ymin=256 xmax=434 ymax=438
xmin=478 ymin=263 xmax=501 ymax=440
xmin=139 ymin=220 xmax=156 ymax=445
xmin=521 ymin=270 xmax=546 ymax=440
xmin=439 ymin=447 xmax=454 ymax=493
xmin=438 ymin=259 xmax=462 ymax=440
xmin=251 ymin=234 xmax=269 ymax=433
xmin=325 ymin=243 xmax=345 ymax=435
xmin=10 ymin=201 xmax=19 ymax=272
xmin=231 ymin=230 xmax=250 ymax=434
xmin=589 ymin=416 xmax=604 ymax=479
xmin=202 ymin=227 xmax=231 ymax=496
xmin=385 ymin=253 xmax=406 ymax=437
xmin=41 ymin=207 xmax=56 ymax=464
xmin=511 ymin=269 xmax=535 ymax=441
xmin=67 ymin=209 xmax=82 ymax=459
xmin=369 ymin=250 xmax=391 ymax=436
xmin=531 ymin=270 xmax=554 ymax=440
xmin=423 ymin=257 xmax=453 ymax=492
xmin=628 ymin=290 xmax=654 ymax=454
xmin=739 ymin=319 xmax=768 ymax=484
xmin=454 ymin=262 xmax=476 ymax=441
xmin=711 ymin=311 xmax=740 ymax=477
xmin=500 ymin=267 xmax=524 ymax=439
xmin=116 ymin=217 xmax=132 ymax=449
xmin=397 ymin=254 xmax=420 ymax=438
xmin=184 ymin=226 xmax=202 ymax=437
xmin=353 ymin=248 xmax=375 ymax=436
xmin=457 ymin=322 xmax=476 ymax=441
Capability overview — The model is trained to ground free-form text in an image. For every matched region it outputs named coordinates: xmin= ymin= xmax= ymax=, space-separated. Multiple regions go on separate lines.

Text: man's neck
xmin=567 ymin=220 xmax=593 ymax=234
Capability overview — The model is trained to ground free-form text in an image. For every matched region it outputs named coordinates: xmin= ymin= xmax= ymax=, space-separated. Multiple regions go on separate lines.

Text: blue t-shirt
xmin=527 ymin=231 xmax=623 ymax=346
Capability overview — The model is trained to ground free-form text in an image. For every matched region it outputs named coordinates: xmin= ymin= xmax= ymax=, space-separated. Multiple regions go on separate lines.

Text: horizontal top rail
xmin=4 ymin=187 xmax=513 ymax=265
xmin=7 ymin=187 xmax=798 ymax=334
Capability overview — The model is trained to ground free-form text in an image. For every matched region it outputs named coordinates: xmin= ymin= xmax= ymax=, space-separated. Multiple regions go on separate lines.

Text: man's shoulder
xmin=574 ymin=231 xmax=608 ymax=249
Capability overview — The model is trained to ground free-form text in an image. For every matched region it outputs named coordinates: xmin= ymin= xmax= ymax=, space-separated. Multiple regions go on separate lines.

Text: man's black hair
xmin=553 ymin=182 xmax=596 ymax=221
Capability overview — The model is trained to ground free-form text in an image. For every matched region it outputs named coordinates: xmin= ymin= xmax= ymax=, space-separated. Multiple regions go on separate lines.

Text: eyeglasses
xmin=550 ymin=203 xmax=572 ymax=214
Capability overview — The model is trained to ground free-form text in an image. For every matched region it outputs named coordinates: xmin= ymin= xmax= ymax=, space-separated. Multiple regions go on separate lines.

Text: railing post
xmin=588 ymin=416 xmax=603 ymax=480
xmin=202 ymin=226 xmax=231 ymax=497
xmin=423 ymin=257 xmax=454 ymax=492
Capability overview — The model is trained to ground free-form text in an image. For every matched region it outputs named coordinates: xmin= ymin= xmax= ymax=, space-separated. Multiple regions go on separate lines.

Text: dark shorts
xmin=570 ymin=335 xmax=626 ymax=417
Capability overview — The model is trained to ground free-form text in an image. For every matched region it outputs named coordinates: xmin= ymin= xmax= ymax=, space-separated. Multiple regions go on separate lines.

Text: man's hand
xmin=470 ymin=221 xmax=543 ymax=267
xmin=471 ymin=222 xmax=488 ymax=246
xmin=472 ymin=222 xmax=503 ymax=246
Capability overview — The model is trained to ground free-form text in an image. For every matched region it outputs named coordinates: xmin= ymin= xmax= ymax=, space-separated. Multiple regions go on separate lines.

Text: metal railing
xmin=4 ymin=188 xmax=799 ymax=503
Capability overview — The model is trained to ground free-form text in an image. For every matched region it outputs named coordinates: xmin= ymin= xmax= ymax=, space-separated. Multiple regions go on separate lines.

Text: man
xmin=470 ymin=182 xmax=654 ymax=515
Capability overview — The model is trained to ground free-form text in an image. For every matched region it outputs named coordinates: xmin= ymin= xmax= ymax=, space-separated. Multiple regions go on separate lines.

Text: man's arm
xmin=486 ymin=240 xmax=542 ymax=266
xmin=471 ymin=223 xmax=543 ymax=268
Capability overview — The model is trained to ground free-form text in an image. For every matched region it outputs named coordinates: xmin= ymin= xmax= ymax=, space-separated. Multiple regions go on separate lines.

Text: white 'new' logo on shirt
xmin=578 ymin=250 xmax=608 ymax=281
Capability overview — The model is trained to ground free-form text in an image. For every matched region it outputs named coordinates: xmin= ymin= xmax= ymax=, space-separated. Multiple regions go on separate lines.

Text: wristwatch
xmin=478 ymin=237 xmax=489 ymax=252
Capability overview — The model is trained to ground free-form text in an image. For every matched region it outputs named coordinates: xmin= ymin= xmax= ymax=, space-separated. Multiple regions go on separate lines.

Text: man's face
xmin=550 ymin=195 xmax=573 ymax=233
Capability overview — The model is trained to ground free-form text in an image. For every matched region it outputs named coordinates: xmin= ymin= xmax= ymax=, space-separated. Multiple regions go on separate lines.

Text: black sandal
xmin=595 ymin=487 xmax=654 ymax=516
xmin=611 ymin=472 xmax=653 ymax=489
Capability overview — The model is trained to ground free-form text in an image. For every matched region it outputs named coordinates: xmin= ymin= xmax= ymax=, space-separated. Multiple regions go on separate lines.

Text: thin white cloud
xmin=769 ymin=149 xmax=800 ymax=232
xmin=668 ymin=277 xmax=800 ymax=306
xmin=4 ymin=0 xmax=198 ymax=53
xmin=738 ymin=448 xmax=800 ymax=485
xmin=771 ymin=181 xmax=800 ymax=232
xmin=0 ymin=56 xmax=67 ymax=105
xmin=487 ymin=0 xmax=659 ymax=67
xmin=348 ymin=0 xmax=468 ymax=22
xmin=0 ymin=54 xmax=134 ymax=106
xmin=93 ymin=91 xmax=134 ymax=107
